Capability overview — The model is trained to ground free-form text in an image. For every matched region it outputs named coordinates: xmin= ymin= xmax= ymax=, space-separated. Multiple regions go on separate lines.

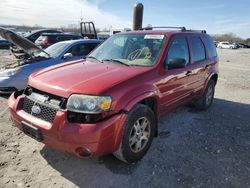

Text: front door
xmin=157 ymin=35 xmax=192 ymax=114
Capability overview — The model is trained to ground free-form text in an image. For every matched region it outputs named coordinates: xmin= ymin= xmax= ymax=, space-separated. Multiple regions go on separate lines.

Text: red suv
xmin=8 ymin=27 xmax=218 ymax=163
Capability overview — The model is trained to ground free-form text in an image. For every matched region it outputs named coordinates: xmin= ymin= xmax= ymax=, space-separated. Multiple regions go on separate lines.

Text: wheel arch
xmin=123 ymin=93 xmax=159 ymax=137
xmin=210 ymin=73 xmax=218 ymax=85
xmin=200 ymin=72 xmax=218 ymax=96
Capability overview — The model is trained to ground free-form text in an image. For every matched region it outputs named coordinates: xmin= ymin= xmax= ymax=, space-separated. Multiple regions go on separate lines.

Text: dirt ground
xmin=0 ymin=48 xmax=250 ymax=188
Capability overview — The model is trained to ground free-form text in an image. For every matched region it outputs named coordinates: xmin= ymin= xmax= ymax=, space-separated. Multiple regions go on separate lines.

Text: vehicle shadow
xmin=40 ymin=98 xmax=250 ymax=187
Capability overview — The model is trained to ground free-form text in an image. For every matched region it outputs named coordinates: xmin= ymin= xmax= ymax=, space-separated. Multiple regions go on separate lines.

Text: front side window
xmin=40 ymin=42 xmax=69 ymax=57
xmin=89 ymin=34 xmax=166 ymax=66
xmin=190 ymin=36 xmax=206 ymax=63
xmin=166 ymin=36 xmax=189 ymax=65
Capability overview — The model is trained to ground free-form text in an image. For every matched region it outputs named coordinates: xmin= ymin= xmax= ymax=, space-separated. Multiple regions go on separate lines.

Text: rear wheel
xmin=113 ymin=104 xmax=156 ymax=163
xmin=195 ymin=79 xmax=215 ymax=110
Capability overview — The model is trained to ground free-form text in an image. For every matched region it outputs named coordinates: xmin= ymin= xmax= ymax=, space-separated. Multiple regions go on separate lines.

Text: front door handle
xmin=186 ymin=70 xmax=192 ymax=76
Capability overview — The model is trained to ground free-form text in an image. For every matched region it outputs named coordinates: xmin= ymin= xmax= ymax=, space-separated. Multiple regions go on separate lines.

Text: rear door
xmin=186 ymin=35 xmax=208 ymax=93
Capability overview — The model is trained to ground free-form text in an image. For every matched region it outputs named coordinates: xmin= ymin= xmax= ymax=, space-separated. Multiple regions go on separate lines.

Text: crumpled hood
xmin=0 ymin=27 xmax=49 ymax=58
xmin=29 ymin=59 xmax=150 ymax=97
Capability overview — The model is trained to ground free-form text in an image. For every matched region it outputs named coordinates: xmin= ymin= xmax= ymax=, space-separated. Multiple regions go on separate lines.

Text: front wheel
xmin=113 ymin=104 xmax=156 ymax=163
xmin=195 ymin=79 xmax=215 ymax=110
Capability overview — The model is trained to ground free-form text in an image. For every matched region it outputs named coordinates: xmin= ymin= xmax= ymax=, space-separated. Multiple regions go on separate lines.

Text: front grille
xmin=22 ymin=97 xmax=58 ymax=123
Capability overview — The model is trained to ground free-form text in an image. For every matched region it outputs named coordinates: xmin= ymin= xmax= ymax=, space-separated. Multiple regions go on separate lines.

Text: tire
xmin=195 ymin=79 xmax=215 ymax=110
xmin=113 ymin=104 xmax=156 ymax=163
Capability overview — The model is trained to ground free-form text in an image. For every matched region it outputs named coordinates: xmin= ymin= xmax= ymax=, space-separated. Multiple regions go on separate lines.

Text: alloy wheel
xmin=129 ymin=117 xmax=151 ymax=153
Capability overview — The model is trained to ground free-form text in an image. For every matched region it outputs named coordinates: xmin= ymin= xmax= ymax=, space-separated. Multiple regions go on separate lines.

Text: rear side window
xmin=190 ymin=36 xmax=206 ymax=63
xmin=203 ymin=36 xmax=217 ymax=58
xmin=67 ymin=43 xmax=100 ymax=56
xmin=167 ymin=36 xmax=189 ymax=64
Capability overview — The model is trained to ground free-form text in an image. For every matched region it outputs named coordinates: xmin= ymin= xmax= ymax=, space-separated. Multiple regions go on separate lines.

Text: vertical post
xmin=133 ymin=3 xmax=144 ymax=30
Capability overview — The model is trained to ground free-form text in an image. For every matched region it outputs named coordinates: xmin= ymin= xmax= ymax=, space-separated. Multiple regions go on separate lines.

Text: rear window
xmin=203 ymin=36 xmax=217 ymax=58
xmin=190 ymin=36 xmax=206 ymax=63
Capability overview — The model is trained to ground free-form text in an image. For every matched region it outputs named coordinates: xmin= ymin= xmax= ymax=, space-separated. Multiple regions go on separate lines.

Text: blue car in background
xmin=0 ymin=27 xmax=101 ymax=94
xmin=0 ymin=38 xmax=11 ymax=49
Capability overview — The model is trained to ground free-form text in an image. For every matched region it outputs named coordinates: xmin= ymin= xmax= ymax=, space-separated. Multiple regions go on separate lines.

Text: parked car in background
xmin=0 ymin=38 xmax=10 ymax=49
xmin=8 ymin=27 xmax=219 ymax=163
xmin=217 ymin=41 xmax=238 ymax=49
xmin=22 ymin=29 xmax=62 ymax=43
xmin=0 ymin=27 xmax=101 ymax=93
xmin=35 ymin=33 xmax=83 ymax=49
xmin=238 ymin=43 xmax=250 ymax=48
xmin=214 ymin=41 xmax=219 ymax=47
xmin=235 ymin=43 xmax=244 ymax=48
xmin=10 ymin=29 xmax=62 ymax=59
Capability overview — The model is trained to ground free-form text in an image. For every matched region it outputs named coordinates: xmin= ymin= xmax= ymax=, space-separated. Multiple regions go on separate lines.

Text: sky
xmin=0 ymin=0 xmax=250 ymax=38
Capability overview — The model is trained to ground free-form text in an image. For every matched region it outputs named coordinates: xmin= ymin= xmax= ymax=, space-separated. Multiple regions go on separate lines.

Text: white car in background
xmin=217 ymin=42 xmax=238 ymax=49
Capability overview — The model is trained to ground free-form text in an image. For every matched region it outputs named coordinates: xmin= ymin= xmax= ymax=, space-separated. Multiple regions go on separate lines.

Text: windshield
xmin=38 ymin=42 xmax=69 ymax=58
xmin=89 ymin=33 xmax=166 ymax=66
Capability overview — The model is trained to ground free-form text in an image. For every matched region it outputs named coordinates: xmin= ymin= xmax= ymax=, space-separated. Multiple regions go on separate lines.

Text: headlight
xmin=0 ymin=68 xmax=21 ymax=77
xmin=66 ymin=94 xmax=112 ymax=114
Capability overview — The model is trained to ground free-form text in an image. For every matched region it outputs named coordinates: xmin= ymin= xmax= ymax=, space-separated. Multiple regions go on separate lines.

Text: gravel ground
xmin=0 ymin=48 xmax=250 ymax=188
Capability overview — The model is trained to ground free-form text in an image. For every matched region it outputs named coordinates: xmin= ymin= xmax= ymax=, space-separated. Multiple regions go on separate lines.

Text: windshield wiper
xmin=86 ymin=56 xmax=103 ymax=63
xmin=102 ymin=59 xmax=130 ymax=66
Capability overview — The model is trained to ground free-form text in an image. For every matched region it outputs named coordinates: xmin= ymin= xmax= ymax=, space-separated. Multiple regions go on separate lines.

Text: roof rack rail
xmin=140 ymin=26 xmax=186 ymax=31
xmin=185 ymin=29 xmax=207 ymax=33
xmin=140 ymin=26 xmax=206 ymax=33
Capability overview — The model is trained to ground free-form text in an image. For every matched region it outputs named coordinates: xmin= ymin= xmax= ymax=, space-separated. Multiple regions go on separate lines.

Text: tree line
xmin=211 ymin=33 xmax=250 ymax=45
xmin=0 ymin=24 xmax=250 ymax=45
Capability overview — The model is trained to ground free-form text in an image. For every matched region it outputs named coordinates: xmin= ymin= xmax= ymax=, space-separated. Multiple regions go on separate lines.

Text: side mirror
xmin=166 ymin=58 xmax=186 ymax=69
xmin=63 ymin=53 xmax=73 ymax=59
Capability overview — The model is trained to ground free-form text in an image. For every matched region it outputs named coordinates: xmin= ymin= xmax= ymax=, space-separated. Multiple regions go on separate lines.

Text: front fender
xmin=123 ymin=91 xmax=159 ymax=112
xmin=110 ymin=82 xmax=159 ymax=113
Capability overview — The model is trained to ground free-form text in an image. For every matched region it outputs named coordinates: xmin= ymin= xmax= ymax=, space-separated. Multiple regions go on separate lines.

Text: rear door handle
xmin=186 ymin=70 xmax=192 ymax=76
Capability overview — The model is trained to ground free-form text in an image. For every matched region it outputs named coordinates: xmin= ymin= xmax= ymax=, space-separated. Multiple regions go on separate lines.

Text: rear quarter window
xmin=203 ymin=36 xmax=217 ymax=58
xmin=190 ymin=36 xmax=206 ymax=63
